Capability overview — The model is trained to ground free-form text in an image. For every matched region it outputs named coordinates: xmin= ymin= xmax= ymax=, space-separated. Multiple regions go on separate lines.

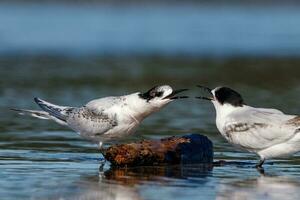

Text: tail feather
xmin=11 ymin=98 xmax=73 ymax=126
xmin=34 ymin=97 xmax=70 ymax=122
xmin=10 ymin=108 xmax=51 ymax=120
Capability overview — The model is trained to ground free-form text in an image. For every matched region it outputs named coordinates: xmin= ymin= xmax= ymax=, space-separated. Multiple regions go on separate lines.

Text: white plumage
xmin=198 ymin=86 xmax=300 ymax=169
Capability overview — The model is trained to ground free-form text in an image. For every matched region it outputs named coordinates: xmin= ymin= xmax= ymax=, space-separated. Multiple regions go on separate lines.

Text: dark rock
xmin=104 ymin=134 xmax=213 ymax=167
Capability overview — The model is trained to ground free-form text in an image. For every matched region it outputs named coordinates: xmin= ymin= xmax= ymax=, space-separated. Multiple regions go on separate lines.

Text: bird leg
xmin=255 ymin=158 xmax=265 ymax=175
xmin=99 ymin=143 xmax=107 ymax=155
xmin=98 ymin=141 xmax=107 ymax=171
xmin=98 ymin=141 xmax=103 ymax=150
xmin=99 ymin=159 xmax=105 ymax=172
xmin=256 ymin=158 xmax=265 ymax=168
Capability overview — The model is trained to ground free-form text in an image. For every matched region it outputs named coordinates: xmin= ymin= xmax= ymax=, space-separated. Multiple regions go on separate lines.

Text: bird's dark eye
xmin=149 ymin=90 xmax=163 ymax=98
xmin=138 ymin=86 xmax=164 ymax=101
xmin=155 ymin=91 xmax=163 ymax=97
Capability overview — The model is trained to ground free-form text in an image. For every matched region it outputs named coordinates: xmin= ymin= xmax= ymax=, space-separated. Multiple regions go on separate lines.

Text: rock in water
xmin=104 ymin=134 xmax=213 ymax=167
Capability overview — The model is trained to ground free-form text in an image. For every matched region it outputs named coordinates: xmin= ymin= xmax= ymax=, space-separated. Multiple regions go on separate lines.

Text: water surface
xmin=1 ymin=56 xmax=300 ymax=200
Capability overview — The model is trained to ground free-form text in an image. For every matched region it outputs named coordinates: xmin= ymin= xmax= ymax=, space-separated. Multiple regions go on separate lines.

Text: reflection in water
xmin=69 ymin=180 xmax=142 ymax=200
xmin=104 ymin=165 xmax=213 ymax=185
xmin=217 ymin=176 xmax=300 ymax=200
xmin=63 ymin=164 xmax=213 ymax=200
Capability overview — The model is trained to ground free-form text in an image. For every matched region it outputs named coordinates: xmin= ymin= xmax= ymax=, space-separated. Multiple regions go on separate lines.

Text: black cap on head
xmin=138 ymin=86 xmax=162 ymax=101
xmin=214 ymin=87 xmax=244 ymax=107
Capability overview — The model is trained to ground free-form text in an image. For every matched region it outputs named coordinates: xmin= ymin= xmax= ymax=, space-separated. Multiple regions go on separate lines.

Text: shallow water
xmin=1 ymin=56 xmax=300 ymax=200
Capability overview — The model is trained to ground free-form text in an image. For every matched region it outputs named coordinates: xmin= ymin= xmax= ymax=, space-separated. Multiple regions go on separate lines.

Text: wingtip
xmin=10 ymin=108 xmax=26 ymax=115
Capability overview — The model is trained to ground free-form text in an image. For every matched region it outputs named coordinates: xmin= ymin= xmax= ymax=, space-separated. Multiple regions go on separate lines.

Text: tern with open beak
xmin=197 ymin=85 xmax=300 ymax=172
xmin=12 ymin=85 xmax=188 ymax=150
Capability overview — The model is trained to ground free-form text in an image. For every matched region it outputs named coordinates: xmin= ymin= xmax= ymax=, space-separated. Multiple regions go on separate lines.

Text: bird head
xmin=138 ymin=85 xmax=189 ymax=108
xmin=123 ymin=85 xmax=189 ymax=120
xmin=196 ymin=85 xmax=245 ymax=108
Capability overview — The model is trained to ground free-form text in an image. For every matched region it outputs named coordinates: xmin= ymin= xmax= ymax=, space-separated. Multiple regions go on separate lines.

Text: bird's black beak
xmin=195 ymin=85 xmax=214 ymax=101
xmin=163 ymin=89 xmax=189 ymax=100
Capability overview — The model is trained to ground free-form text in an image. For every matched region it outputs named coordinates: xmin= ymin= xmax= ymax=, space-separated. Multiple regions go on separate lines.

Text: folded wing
xmin=224 ymin=107 xmax=298 ymax=150
xmin=66 ymin=107 xmax=118 ymax=141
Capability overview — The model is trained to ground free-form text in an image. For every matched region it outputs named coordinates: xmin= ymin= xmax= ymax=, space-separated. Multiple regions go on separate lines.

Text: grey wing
xmin=85 ymin=96 xmax=122 ymax=114
xmin=224 ymin=107 xmax=297 ymax=150
xmin=66 ymin=107 xmax=118 ymax=139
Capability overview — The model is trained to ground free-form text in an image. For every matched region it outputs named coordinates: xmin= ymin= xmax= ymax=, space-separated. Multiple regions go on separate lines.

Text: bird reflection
xmin=62 ymin=172 xmax=142 ymax=200
xmin=216 ymin=175 xmax=300 ymax=200
xmin=73 ymin=183 xmax=142 ymax=200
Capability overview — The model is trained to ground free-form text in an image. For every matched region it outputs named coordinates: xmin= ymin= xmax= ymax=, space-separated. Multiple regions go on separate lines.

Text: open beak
xmin=163 ymin=89 xmax=189 ymax=100
xmin=195 ymin=85 xmax=214 ymax=101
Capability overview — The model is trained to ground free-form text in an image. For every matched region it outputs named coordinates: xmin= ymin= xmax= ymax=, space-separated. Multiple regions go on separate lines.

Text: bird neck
xmin=123 ymin=93 xmax=161 ymax=122
xmin=213 ymin=102 xmax=243 ymax=133
xmin=213 ymin=102 xmax=243 ymax=120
